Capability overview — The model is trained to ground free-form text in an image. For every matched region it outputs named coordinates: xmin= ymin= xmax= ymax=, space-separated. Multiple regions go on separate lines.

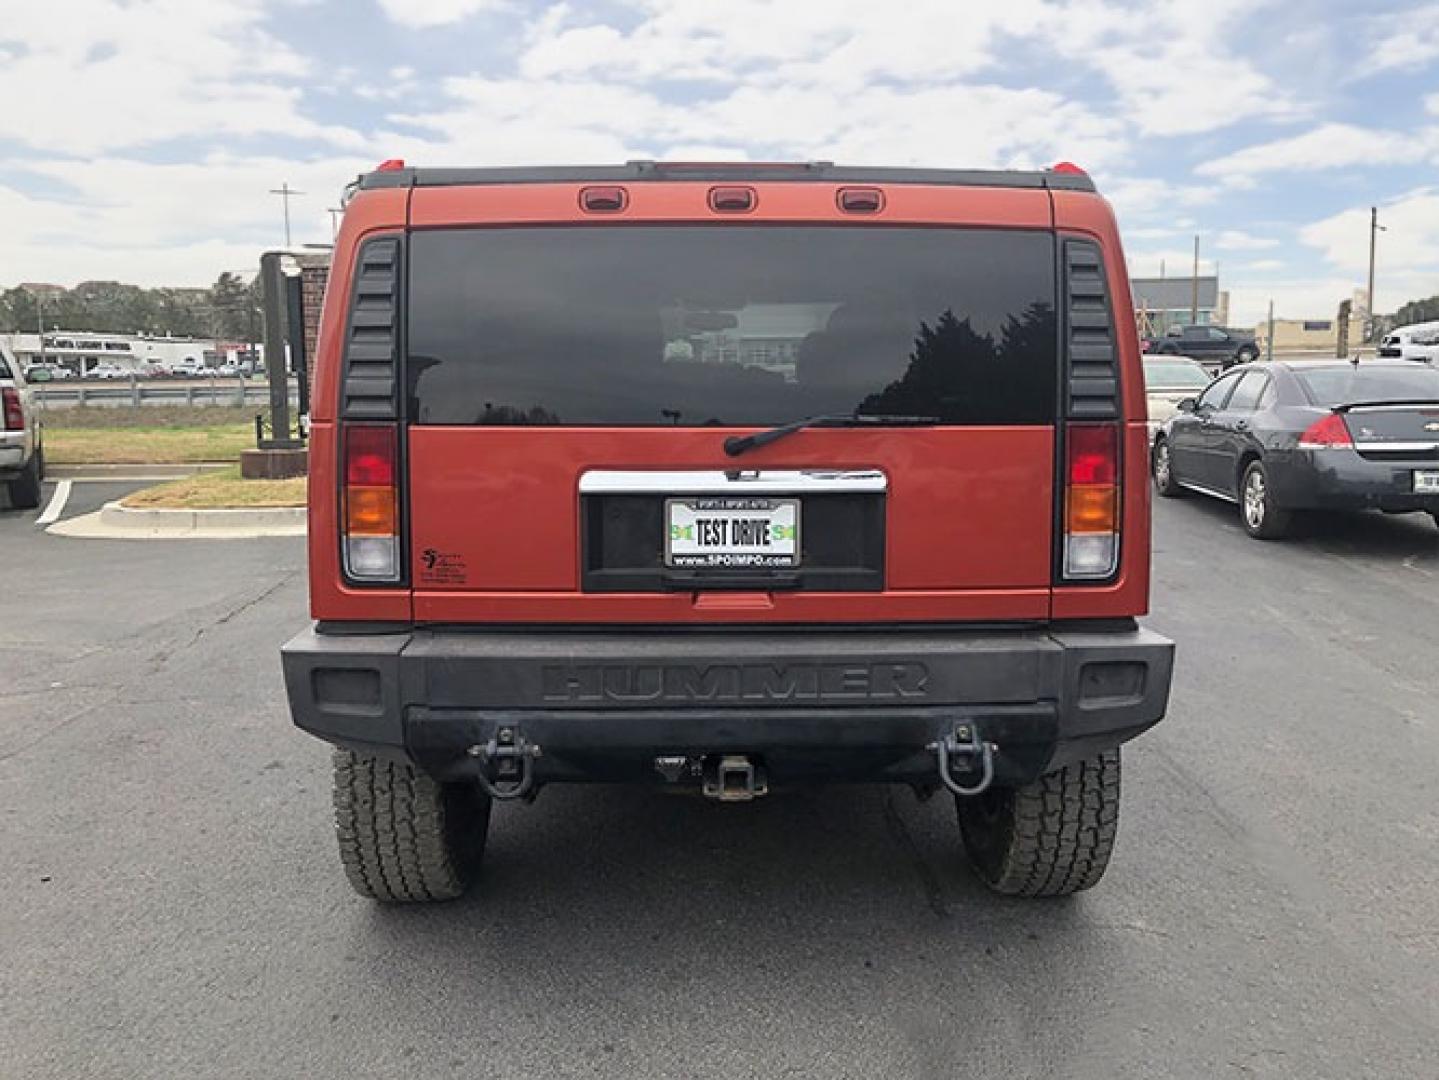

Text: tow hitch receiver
xmin=467 ymin=727 xmax=542 ymax=800
xmin=703 ymin=754 xmax=768 ymax=802
xmin=930 ymin=725 xmax=997 ymax=797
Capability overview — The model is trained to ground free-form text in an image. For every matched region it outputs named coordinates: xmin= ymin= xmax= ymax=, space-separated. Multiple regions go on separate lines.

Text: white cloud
xmin=0 ymin=153 xmax=372 ymax=287
xmin=1240 ymin=259 xmax=1286 ymax=272
xmin=517 ymin=1 xmax=1048 ymax=87
xmin=1042 ymin=0 xmax=1300 ymax=137
xmin=1215 ymin=230 xmax=1279 ymax=251
xmin=392 ymin=75 xmax=1129 ymax=172
xmin=1360 ymin=3 xmax=1439 ymax=74
xmin=1231 ymin=188 xmax=1439 ymax=322
xmin=1196 ymin=123 xmax=1438 ymax=183
xmin=1299 ymin=188 xmax=1439 ymax=277
xmin=1105 ymin=178 xmax=1217 ymax=223
xmin=0 ymin=1 xmax=364 ymax=154
xmin=376 ymin=0 xmax=506 ymax=29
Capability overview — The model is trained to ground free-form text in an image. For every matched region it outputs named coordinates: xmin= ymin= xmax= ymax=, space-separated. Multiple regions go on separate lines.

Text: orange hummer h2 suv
xmin=282 ymin=160 xmax=1175 ymax=902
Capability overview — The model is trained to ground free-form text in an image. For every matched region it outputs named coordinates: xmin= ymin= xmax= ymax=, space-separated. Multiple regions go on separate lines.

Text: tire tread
xmin=959 ymin=750 xmax=1120 ymax=897
xmin=331 ymin=749 xmax=485 ymax=902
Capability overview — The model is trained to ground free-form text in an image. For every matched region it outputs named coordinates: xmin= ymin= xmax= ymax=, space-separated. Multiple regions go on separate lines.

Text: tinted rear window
xmin=1296 ymin=365 xmax=1439 ymax=405
xmin=406 ymin=226 xmax=1057 ymax=426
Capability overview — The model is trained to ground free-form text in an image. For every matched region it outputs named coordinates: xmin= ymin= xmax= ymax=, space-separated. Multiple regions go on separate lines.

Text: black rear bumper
xmin=281 ymin=624 xmax=1175 ymax=788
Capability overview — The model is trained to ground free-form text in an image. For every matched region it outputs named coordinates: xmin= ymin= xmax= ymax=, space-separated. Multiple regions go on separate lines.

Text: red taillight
xmin=1297 ymin=413 xmax=1353 ymax=449
xmin=345 ymin=425 xmax=395 ymax=486
xmin=1063 ymin=423 xmax=1120 ymax=580
xmin=1 ymin=388 xmax=22 ymax=431
xmin=342 ymin=424 xmax=399 ymax=582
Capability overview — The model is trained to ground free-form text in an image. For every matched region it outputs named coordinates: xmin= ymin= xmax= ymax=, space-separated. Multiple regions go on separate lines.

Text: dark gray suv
xmin=1152 ymin=324 xmax=1259 ymax=370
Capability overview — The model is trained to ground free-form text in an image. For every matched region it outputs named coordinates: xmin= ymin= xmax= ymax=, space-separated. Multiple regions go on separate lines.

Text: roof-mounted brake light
xmin=1050 ymin=161 xmax=1087 ymax=175
xmin=375 ymin=158 xmax=406 ymax=172
xmin=837 ymin=187 xmax=884 ymax=213
xmin=580 ymin=186 xmax=628 ymax=213
xmin=708 ymin=186 xmax=756 ymax=212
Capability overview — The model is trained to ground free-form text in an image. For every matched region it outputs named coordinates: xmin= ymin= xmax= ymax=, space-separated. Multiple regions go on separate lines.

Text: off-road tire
xmin=1240 ymin=460 xmax=1291 ymax=540
xmin=956 ymin=749 xmax=1120 ymax=897
xmin=7 ymin=449 xmax=42 ymax=510
xmin=1152 ymin=437 xmax=1183 ymax=498
xmin=331 ymin=749 xmax=491 ymax=902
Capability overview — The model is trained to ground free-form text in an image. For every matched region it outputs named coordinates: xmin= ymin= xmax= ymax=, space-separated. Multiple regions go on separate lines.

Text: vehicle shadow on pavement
xmin=348 ymin=784 xmax=1123 ymax=1073
xmin=1165 ymin=492 xmax=1439 ymax=562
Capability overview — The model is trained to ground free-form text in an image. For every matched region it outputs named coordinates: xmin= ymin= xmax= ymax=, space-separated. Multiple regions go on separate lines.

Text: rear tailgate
xmin=325 ymin=179 xmax=1139 ymax=624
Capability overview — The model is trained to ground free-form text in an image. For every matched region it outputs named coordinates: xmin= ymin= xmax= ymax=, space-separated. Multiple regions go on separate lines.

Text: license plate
xmin=1415 ymin=470 xmax=1439 ymax=494
xmin=665 ymin=498 xmax=799 ymax=568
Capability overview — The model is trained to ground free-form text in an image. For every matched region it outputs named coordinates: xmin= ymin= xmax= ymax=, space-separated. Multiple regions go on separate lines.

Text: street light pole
xmin=1190 ymin=235 xmax=1200 ymax=324
xmin=35 ymin=291 xmax=47 ymax=365
xmin=1365 ymin=206 xmax=1384 ymax=343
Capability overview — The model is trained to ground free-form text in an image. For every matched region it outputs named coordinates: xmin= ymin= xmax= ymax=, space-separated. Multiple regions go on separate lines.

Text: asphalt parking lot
xmin=3 ymin=484 xmax=1437 ymax=1079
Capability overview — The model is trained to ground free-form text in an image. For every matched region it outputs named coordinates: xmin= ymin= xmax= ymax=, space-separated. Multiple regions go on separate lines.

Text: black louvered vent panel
xmin=341 ymin=236 xmax=400 ymax=420
xmin=1064 ymin=240 xmax=1120 ymax=420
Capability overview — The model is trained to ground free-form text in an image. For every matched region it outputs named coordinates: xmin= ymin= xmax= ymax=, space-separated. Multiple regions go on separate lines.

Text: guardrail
xmin=36 ymin=378 xmax=300 ymax=409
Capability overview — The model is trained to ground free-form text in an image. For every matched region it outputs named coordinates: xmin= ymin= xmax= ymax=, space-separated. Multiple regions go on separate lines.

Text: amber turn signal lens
xmin=1066 ymin=484 xmax=1117 ymax=534
xmin=346 ymin=485 xmax=396 ymax=536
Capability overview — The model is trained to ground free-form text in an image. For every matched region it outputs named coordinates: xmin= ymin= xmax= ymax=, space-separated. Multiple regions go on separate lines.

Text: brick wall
xmin=298 ymin=260 xmax=330 ymax=405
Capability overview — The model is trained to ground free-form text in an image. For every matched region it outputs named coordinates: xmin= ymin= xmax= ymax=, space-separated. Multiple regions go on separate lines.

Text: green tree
xmin=1393 ymin=295 xmax=1439 ymax=327
xmin=207 ymin=272 xmax=261 ymax=341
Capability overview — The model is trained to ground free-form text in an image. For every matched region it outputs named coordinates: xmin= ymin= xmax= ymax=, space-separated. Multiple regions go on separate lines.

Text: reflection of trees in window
xmin=860 ymin=303 xmax=1056 ymax=423
xmin=479 ymin=403 xmax=561 ymax=425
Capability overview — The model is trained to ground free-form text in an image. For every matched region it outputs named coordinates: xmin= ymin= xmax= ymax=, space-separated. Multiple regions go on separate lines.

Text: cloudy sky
xmin=0 ymin=0 xmax=1436 ymax=324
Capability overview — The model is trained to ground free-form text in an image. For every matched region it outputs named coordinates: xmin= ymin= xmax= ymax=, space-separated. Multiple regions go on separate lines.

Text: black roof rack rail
xmin=353 ymin=162 xmax=1098 ymax=193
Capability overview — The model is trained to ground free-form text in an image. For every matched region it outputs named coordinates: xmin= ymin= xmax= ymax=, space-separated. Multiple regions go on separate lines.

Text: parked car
xmin=165 ymin=360 xmax=203 ymax=378
xmin=1142 ymin=354 xmax=1212 ymax=441
xmin=23 ymin=363 xmax=60 ymax=382
xmin=139 ymin=361 xmax=168 ymax=378
xmin=87 ymin=363 xmax=129 ymax=380
xmin=1377 ymin=320 xmax=1439 ymax=362
xmin=1152 ymin=324 xmax=1259 ymax=371
xmin=1 ymin=344 xmax=45 ymax=509
xmin=1152 ymin=359 xmax=1439 ymax=539
xmin=281 ymin=159 xmax=1175 ymax=903
xmin=215 ymin=361 xmax=242 ymax=377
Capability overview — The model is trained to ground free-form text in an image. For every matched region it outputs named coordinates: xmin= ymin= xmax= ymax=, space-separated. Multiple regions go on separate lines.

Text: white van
xmin=1378 ymin=320 xmax=1439 ymax=362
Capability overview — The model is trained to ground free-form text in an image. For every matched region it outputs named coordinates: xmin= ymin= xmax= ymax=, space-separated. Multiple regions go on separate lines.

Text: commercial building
xmin=1131 ymin=276 xmax=1230 ymax=334
xmin=0 ymin=331 xmax=244 ymax=374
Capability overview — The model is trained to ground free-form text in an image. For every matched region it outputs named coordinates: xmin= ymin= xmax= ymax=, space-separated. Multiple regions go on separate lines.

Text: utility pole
xmin=1266 ymin=299 xmax=1274 ymax=363
xmin=1365 ymin=206 xmax=1384 ymax=343
xmin=35 ymin=291 xmax=47 ymax=365
xmin=1190 ymin=235 xmax=1200 ymax=324
xmin=269 ymin=182 xmax=305 ymax=247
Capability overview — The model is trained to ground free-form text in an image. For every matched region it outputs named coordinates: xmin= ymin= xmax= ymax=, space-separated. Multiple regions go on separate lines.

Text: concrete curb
xmin=47 ymin=462 xmax=232 ymax=480
xmin=48 ymin=500 xmax=307 ymax=540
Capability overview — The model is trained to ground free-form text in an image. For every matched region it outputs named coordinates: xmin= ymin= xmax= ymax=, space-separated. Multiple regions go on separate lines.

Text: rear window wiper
xmin=723 ymin=413 xmax=941 ymax=457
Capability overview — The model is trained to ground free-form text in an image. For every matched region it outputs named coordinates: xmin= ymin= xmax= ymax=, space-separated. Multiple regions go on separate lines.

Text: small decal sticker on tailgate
xmin=419 ymin=547 xmax=468 ymax=585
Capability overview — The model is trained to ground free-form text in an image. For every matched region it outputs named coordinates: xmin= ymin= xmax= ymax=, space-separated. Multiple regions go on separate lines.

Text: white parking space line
xmin=35 ymin=479 xmax=72 ymax=526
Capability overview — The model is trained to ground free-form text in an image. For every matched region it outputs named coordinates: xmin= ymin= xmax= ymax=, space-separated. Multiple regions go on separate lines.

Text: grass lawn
xmin=44 ymin=406 xmax=260 ymax=464
xmin=121 ymin=465 xmax=307 ymax=509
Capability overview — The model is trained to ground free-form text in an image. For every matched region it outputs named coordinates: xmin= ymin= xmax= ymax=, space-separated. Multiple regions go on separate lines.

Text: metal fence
xmin=36 ymin=378 xmax=300 ymax=409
